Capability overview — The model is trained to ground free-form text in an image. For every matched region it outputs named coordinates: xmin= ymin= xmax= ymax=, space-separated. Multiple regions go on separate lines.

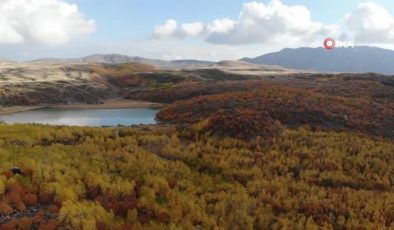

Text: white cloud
xmin=153 ymin=20 xmax=204 ymax=38
xmin=344 ymin=1 xmax=394 ymax=43
xmin=0 ymin=0 xmax=95 ymax=46
xmin=179 ymin=22 xmax=204 ymax=37
xmin=153 ymin=19 xmax=178 ymax=38
xmin=152 ymin=0 xmax=333 ymax=46
xmin=206 ymin=0 xmax=330 ymax=45
xmin=207 ymin=18 xmax=235 ymax=34
xmin=151 ymin=1 xmax=394 ymax=47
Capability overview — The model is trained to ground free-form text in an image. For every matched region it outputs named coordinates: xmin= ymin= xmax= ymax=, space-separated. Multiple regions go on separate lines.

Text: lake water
xmin=0 ymin=108 xmax=158 ymax=127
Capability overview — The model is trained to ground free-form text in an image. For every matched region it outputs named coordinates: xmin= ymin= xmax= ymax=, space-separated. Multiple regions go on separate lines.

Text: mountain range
xmin=31 ymin=54 xmax=215 ymax=69
xmin=3 ymin=46 xmax=394 ymax=75
xmin=242 ymin=46 xmax=394 ymax=75
xmin=29 ymin=54 xmax=300 ymax=75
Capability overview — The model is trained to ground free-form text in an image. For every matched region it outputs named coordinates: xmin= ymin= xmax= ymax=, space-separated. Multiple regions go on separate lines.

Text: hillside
xmin=0 ymin=62 xmax=156 ymax=106
xmin=242 ymin=46 xmax=394 ymax=75
xmin=157 ymin=86 xmax=394 ymax=139
xmin=0 ymin=59 xmax=306 ymax=107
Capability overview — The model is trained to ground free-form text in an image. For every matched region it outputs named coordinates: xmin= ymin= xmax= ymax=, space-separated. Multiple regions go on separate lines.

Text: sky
xmin=1 ymin=0 xmax=394 ymax=61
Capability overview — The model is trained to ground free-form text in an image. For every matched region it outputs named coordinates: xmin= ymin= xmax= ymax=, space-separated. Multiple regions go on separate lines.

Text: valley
xmin=2 ymin=0 xmax=394 ymax=228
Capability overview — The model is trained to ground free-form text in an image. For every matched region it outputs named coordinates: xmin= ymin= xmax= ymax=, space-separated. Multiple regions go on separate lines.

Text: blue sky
xmin=1 ymin=0 xmax=394 ymax=60
xmin=70 ymin=0 xmax=394 ymax=38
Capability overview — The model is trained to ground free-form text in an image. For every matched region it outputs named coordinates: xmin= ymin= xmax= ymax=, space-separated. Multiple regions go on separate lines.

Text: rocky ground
xmin=0 ymin=204 xmax=58 ymax=228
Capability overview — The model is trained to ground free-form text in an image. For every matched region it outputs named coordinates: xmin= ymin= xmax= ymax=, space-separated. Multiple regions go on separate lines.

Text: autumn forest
xmin=0 ymin=69 xmax=393 ymax=229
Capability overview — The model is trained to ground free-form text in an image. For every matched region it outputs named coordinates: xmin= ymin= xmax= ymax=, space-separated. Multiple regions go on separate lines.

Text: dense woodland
xmin=0 ymin=70 xmax=393 ymax=229
xmin=0 ymin=124 xmax=392 ymax=229
xmin=157 ymin=86 xmax=394 ymax=139
xmin=127 ymin=73 xmax=394 ymax=107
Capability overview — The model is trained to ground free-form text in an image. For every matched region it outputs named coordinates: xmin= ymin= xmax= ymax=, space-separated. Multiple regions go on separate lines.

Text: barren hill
xmin=0 ymin=55 xmax=311 ymax=108
xmin=0 ymin=62 xmax=157 ymax=106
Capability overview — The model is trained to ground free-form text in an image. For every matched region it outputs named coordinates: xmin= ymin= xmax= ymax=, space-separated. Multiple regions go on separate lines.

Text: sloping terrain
xmin=157 ymin=87 xmax=394 ymax=139
xmin=126 ymin=71 xmax=394 ymax=139
xmin=0 ymin=62 xmax=155 ymax=106
xmin=0 ymin=60 xmax=304 ymax=107
xmin=127 ymin=72 xmax=394 ymax=106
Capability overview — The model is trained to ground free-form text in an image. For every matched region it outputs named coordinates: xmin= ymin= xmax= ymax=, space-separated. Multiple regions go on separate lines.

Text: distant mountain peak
xmin=242 ymin=46 xmax=394 ymax=75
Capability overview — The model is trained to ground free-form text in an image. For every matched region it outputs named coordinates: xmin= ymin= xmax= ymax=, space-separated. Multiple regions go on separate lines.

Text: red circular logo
xmin=324 ymin=38 xmax=336 ymax=50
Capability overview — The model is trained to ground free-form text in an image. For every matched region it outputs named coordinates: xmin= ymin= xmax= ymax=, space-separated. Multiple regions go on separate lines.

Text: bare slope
xmin=0 ymin=62 xmax=155 ymax=106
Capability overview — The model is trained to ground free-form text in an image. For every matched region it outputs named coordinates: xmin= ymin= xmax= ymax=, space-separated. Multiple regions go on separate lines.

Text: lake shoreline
xmin=0 ymin=99 xmax=164 ymax=115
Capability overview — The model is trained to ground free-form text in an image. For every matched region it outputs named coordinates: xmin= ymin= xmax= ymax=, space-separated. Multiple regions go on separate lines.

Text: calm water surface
xmin=0 ymin=108 xmax=158 ymax=127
